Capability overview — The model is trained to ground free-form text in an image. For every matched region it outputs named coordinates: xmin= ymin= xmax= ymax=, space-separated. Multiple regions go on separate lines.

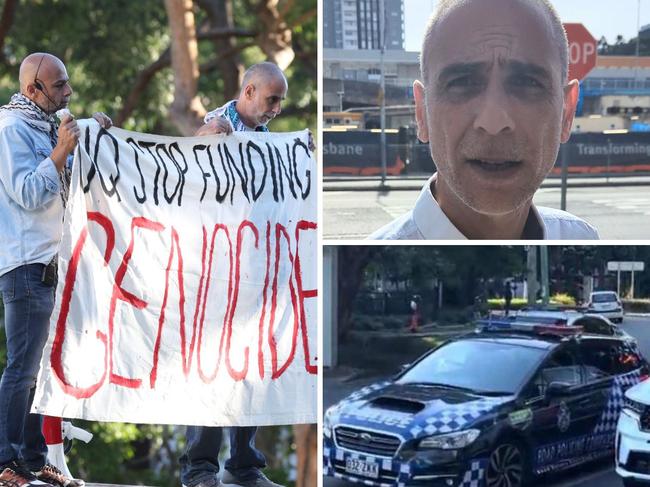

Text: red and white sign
xmin=564 ymin=23 xmax=598 ymax=81
xmin=33 ymin=120 xmax=317 ymax=426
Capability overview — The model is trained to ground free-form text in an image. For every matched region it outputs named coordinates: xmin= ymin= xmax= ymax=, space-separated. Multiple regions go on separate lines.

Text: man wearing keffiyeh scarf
xmin=0 ymin=92 xmax=74 ymax=206
xmin=196 ymin=62 xmax=287 ymax=136
xmin=0 ymin=52 xmax=111 ymax=487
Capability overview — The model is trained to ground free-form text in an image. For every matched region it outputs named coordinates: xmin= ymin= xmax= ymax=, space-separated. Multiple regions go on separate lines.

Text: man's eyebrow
xmin=436 ymin=60 xmax=553 ymax=83
xmin=506 ymin=60 xmax=552 ymax=81
xmin=437 ymin=62 xmax=486 ymax=83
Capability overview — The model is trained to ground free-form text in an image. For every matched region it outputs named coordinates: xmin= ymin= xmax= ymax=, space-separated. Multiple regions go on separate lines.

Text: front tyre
xmin=486 ymin=442 xmax=528 ymax=487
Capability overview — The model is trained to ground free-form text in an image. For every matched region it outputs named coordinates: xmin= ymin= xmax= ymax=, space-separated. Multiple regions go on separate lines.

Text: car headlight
xmin=418 ymin=429 xmax=481 ymax=450
xmin=621 ymin=407 xmax=638 ymax=421
xmin=624 ymin=397 xmax=645 ymax=415
xmin=323 ymin=407 xmax=335 ymax=438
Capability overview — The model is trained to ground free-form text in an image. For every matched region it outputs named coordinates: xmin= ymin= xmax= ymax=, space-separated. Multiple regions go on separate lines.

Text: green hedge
xmin=487 ymin=293 xmax=576 ymax=310
xmin=623 ymin=299 xmax=650 ymax=313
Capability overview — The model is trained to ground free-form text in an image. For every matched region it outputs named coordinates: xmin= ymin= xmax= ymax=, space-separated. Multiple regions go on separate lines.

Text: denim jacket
xmin=0 ymin=114 xmax=64 ymax=277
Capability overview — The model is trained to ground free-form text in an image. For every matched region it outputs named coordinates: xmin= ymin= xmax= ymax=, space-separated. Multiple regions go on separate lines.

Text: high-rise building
xmin=324 ymin=0 xmax=404 ymax=51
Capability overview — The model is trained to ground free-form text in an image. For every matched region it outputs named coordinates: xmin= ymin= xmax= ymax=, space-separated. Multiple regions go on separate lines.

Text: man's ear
xmin=560 ymin=79 xmax=579 ymax=143
xmin=413 ymin=80 xmax=430 ymax=143
xmin=244 ymin=83 xmax=256 ymax=100
xmin=22 ymin=84 xmax=38 ymax=102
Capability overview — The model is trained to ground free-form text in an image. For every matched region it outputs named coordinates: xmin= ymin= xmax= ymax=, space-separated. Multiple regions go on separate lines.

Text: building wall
xmin=323 ymin=0 xmax=404 ymax=51
xmin=385 ymin=0 xmax=405 ymax=50
xmin=572 ymin=115 xmax=627 ymax=133
xmin=324 ymin=48 xmax=419 ymax=84
xmin=323 ymin=0 xmax=342 ymax=49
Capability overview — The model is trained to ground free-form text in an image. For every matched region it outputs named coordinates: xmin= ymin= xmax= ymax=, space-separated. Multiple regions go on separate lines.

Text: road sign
xmin=607 ymin=261 xmax=645 ymax=272
xmin=564 ymin=23 xmax=597 ymax=81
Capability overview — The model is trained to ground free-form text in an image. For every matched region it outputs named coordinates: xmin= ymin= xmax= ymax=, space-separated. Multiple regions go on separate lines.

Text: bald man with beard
xmin=196 ymin=62 xmax=287 ymax=136
xmin=0 ymin=52 xmax=111 ymax=487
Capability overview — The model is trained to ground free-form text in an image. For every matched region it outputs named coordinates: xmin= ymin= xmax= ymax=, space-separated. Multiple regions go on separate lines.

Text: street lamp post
xmin=540 ymin=246 xmax=549 ymax=305
xmin=636 ymin=0 xmax=642 ymax=89
xmin=379 ymin=0 xmax=387 ymax=185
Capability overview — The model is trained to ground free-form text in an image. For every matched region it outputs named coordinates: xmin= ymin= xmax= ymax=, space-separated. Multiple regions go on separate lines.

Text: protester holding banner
xmin=180 ymin=62 xmax=288 ymax=487
xmin=0 ymin=52 xmax=111 ymax=487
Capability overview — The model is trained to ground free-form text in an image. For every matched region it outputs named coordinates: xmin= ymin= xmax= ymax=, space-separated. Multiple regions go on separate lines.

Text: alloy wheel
xmin=486 ymin=443 xmax=524 ymax=487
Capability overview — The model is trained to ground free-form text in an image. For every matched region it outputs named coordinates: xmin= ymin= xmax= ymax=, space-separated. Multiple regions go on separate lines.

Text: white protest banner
xmin=33 ymin=120 xmax=317 ymax=426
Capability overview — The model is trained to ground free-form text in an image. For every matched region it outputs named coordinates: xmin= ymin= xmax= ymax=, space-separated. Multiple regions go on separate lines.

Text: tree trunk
xmin=115 ymin=48 xmax=171 ymax=127
xmin=0 ymin=0 xmax=17 ymax=66
xmin=338 ymin=247 xmax=376 ymax=339
xmin=294 ymin=424 xmax=316 ymax=487
xmin=198 ymin=0 xmax=243 ymax=100
xmin=164 ymin=0 xmax=206 ymax=135
xmin=256 ymin=0 xmax=295 ymax=69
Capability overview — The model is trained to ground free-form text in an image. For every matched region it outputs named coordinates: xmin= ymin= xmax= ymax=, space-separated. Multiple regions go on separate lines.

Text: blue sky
xmin=404 ymin=0 xmax=649 ymax=51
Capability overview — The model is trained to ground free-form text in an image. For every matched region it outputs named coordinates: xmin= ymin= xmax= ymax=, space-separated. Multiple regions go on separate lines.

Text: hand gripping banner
xmin=33 ymin=120 xmax=317 ymax=426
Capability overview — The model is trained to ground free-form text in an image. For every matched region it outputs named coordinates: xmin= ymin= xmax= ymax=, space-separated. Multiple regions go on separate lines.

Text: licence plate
xmin=345 ymin=458 xmax=379 ymax=479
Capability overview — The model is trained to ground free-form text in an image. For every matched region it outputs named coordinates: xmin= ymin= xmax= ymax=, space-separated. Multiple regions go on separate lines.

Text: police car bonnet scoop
xmin=369 ymin=396 xmax=426 ymax=414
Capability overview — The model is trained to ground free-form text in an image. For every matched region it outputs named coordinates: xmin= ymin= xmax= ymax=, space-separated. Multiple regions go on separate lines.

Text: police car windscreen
xmin=396 ymin=340 xmax=546 ymax=395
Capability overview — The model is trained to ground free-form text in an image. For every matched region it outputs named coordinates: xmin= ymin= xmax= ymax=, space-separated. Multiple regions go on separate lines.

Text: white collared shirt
xmin=369 ymin=175 xmax=600 ymax=240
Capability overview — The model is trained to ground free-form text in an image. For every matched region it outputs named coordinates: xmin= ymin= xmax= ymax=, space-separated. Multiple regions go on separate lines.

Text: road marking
xmin=591 ymin=197 xmax=650 ymax=215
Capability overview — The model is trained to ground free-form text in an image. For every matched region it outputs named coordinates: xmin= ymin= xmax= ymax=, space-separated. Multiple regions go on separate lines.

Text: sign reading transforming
xmin=33 ymin=120 xmax=317 ymax=426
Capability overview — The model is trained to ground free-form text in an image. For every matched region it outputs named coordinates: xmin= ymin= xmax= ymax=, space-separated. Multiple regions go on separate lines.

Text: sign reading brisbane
xmin=33 ymin=120 xmax=317 ymax=427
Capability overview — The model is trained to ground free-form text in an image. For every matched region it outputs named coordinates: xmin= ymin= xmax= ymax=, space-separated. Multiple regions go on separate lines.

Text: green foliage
xmin=363 ymin=246 xmax=526 ymax=307
xmin=487 ymin=295 xmax=576 ymax=310
xmin=550 ymin=293 xmax=576 ymax=306
xmin=435 ymin=306 xmax=475 ymax=325
xmin=67 ymin=422 xmax=150 ymax=485
xmin=487 ymin=298 xmax=528 ymax=310
xmin=0 ymin=0 xmax=316 ymax=134
xmin=622 ymin=299 xmax=650 ymax=313
xmin=1 ymin=0 xmax=170 ymax=132
xmin=350 ymin=313 xmax=407 ymax=331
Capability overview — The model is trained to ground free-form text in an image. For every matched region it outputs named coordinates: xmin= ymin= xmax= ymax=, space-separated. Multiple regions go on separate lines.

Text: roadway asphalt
xmin=322 ymin=314 xmax=650 ymax=487
xmin=323 ymin=179 xmax=650 ymax=240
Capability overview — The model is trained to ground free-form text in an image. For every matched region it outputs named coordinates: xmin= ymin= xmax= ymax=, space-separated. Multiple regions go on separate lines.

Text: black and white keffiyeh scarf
xmin=0 ymin=93 xmax=71 ymax=206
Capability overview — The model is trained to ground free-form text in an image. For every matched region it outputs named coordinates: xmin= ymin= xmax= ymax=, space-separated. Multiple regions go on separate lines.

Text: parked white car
xmin=588 ymin=290 xmax=624 ymax=323
xmin=617 ymin=378 xmax=650 ymax=486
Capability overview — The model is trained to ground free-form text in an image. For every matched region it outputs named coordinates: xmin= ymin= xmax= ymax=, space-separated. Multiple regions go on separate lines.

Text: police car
xmin=514 ymin=308 xmax=636 ymax=344
xmin=324 ymin=321 xmax=648 ymax=487
xmin=616 ymin=377 xmax=650 ymax=486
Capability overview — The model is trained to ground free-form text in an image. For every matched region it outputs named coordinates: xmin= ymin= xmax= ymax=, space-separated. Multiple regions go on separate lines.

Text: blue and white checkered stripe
xmin=460 ymin=459 xmax=488 ymax=487
xmin=593 ymin=368 xmax=641 ymax=434
xmin=339 ymin=381 xmax=391 ymax=405
xmin=323 ymin=446 xmax=335 ymax=477
xmin=409 ymin=397 xmax=505 ymax=437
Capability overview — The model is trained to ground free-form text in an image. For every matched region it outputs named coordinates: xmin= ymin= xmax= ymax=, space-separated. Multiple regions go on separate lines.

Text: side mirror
xmin=393 ymin=363 xmax=411 ymax=379
xmin=546 ymin=381 xmax=571 ymax=398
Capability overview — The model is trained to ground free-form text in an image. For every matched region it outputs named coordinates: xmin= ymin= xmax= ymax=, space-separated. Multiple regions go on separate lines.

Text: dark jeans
xmin=180 ymin=426 xmax=266 ymax=486
xmin=0 ymin=264 xmax=53 ymax=469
